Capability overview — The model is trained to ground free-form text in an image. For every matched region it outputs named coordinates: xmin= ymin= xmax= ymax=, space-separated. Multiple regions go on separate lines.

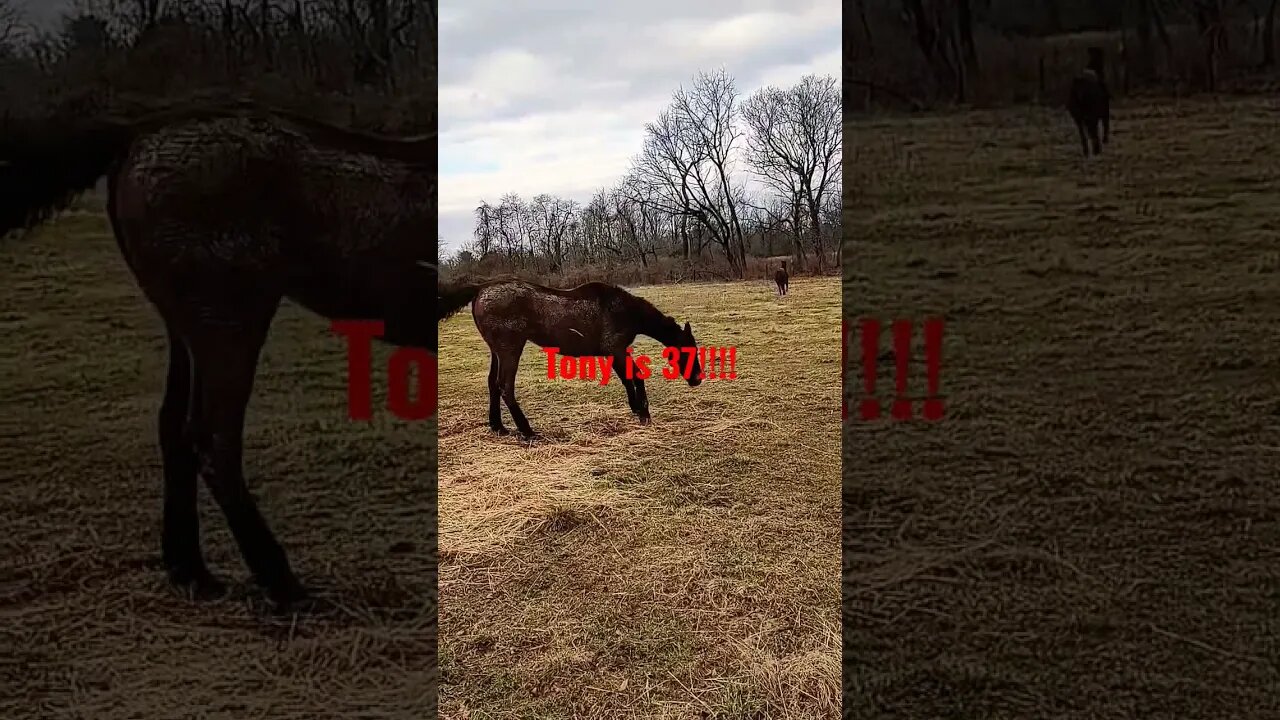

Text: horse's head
xmin=679 ymin=321 xmax=702 ymax=387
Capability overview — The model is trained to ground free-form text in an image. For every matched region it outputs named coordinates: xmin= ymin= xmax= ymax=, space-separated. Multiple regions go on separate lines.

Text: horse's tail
xmin=439 ymin=282 xmax=481 ymax=322
xmin=0 ymin=111 xmax=137 ymax=238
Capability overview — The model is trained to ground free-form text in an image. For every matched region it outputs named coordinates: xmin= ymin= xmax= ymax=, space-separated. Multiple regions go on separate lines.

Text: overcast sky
xmin=438 ymin=0 xmax=839 ymax=256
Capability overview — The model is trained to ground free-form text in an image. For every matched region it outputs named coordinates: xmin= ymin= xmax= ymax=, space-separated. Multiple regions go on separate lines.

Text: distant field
xmin=1 ymin=203 xmax=436 ymax=719
xmin=438 ymin=278 xmax=841 ymax=719
xmin=845 ymin=97 xmax=1280 ymax=718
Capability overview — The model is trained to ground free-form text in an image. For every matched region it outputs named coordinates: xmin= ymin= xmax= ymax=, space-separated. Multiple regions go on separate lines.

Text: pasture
xmin=437 ymin=278 xmax=841 ymax=718
xmin=845 ymin=96 xmax=1280 ymax=717
xmin=1 ymin=201 xmax=436 ymax=719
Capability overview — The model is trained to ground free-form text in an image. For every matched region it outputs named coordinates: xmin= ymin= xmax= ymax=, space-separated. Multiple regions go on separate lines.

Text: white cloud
xmin=755 ymin=48 xmax=842 ymax=90
xmin=439 ymin=1 xmax=840 ymax=254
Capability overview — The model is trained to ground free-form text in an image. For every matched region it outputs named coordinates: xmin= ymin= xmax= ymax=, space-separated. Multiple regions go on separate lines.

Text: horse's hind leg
xmin=186 ymin=299 xmax=305 ymax=608
xmin=1075 ymin=120 xmax=1090 ymax=157
xmin=487 ymin=352 xmax=508 ymax=435
xmin=158 ymin=326 xmax=223 ymax=598
xmin=1088 ymin=120 xmax=1102 ymax=155
xmin=496 ymin=346 xmax=535 ymax=438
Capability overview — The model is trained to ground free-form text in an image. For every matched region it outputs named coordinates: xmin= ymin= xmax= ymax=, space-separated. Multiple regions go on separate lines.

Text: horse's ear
xmin=683 ymin=321 xmax=691 ymax=333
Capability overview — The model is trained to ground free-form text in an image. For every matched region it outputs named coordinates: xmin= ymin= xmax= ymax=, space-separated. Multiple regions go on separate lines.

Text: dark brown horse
xmin=0 ymin=100 xmax=436 ymax=609
xmin=438 ymin=279 xmax=702 ymax=438
xmin=774 ymin=261 xmax=789 ymax=296
xmin=1067 ymin=47 xmax=1111 ymax=157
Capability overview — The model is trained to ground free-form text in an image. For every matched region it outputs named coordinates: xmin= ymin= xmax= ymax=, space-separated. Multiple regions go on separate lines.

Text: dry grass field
xmin=844 ymin=96 xmax=1280 ymax=718
xmin=1 ymin=201 xmax=437 ymax=719
xmin=437 ymin=277 xmax=841 ymax=719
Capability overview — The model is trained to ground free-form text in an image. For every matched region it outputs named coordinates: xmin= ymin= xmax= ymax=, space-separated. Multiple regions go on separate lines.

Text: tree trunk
xmin=790 ymin=198 xmax=807 ymax=272
xmin=957 ymin=0 xmax=978 ymax=71
xmin=1265 ymin=0 xmax=1278 ymax=66
xmin=680 ymin=216 xmax=690 ymax=262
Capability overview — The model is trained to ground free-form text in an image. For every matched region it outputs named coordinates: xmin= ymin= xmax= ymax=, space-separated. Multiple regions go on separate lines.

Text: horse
xmin=774 ymin=261 xmax=789 ymax=296
xmin=1067 ymin=47 xmax=1111 ymax=157
xmin=0 ymin=99 xmax=437 ymax=610
xmin=438 ymin=279 xmax=703 ymax=438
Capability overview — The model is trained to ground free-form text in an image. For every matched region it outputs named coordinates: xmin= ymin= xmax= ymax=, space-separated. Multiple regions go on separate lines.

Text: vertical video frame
xmin=437 ymin=0 xmax=843 ymax=717
xmin=1 ymin=1 xmax=438 ymax=717
xmin=845 ymin=1 xmax=1279 ymax=717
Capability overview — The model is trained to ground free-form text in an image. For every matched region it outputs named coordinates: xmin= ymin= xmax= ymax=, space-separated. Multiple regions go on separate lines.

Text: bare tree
xmin=1265 ymin=0 xmax=1279 ymax=66
xmin=311 ymin=0 xmax=425 ymax=89
xmin=529 ymin=193 xmax=576 ymax=272
xmin=1187 ymin=0 xmax=1229 ymax=91
xmin=672 ymin=69 xmax=747 ymax=272
xmin=0 ymin=0 xmax=25 ymax=51
xmin=473 ymin=201 xmax=496 ymax=257
xmin=634 ymin=70 xmax=748 ymax=276
xmin=742 ymin=74 xmax=842 ymax=271
xmin=633 ymin=109 xmax=699 ymax=262
xmin=451 ymin=71 xmax=841 ymax=283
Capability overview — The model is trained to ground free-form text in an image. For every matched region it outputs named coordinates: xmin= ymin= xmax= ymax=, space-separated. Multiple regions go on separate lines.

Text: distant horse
xmin=438 ymin=279 xmax=702 ymax=438
xmin=0 ymin=99 xmax=437 ymax=610
xmin=1067 ymin=47 xmax=1111 ymax=157
xmin=774 ymin=261 xmax=789 ymax=296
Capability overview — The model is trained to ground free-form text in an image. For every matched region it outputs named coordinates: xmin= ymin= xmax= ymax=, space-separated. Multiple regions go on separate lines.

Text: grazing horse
xmin=1067 ymin=47 xmax=1111 ymax=157
xmin=438 ymin=279 xmax=703 ymax=438
xmin=774 ymin=261 xmax=789 ymax=296
xmin=0 ymin=100 xmax=437 ymax=609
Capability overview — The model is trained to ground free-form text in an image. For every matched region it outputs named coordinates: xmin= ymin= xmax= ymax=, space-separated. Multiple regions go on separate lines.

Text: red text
xmin=332 ymin=321 xmax=437 ymax=421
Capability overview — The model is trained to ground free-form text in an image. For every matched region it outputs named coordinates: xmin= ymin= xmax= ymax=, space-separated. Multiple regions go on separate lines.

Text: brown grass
xmin=0 ymin=200 xmax=437 ymax=719
xmin=844 ymin=96 xmax=1280 ymax=718
xmin=438 ymin=278 xmax=841 ymax=719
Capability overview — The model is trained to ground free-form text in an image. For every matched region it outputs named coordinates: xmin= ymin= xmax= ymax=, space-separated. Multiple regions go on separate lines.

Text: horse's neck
xmin=632 ymin=301 xmax=680 ymax=346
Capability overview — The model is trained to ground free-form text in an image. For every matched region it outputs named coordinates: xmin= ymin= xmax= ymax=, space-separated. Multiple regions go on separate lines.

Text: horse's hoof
xmin=491 ymin=426 xmax=510 ymax=436
xmin=266 ymin=580 xmax=310 ymax=611
xmin=191 ymin=574 xmax=228 ymax=601
xmin=638 ymin=416 xmax=652 ymax=426
xmin=169 ymin=566 xmax=228 ymax=601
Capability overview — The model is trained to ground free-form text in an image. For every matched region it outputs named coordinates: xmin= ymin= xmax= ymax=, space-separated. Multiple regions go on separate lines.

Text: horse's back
xmin=116 ymin=114 xmax=430 ymax=261
xmin=111 ymin=113 xmax=436 ymax=329
xmin=471 ymin=279 xmax=618 ymax=353
xmin=473 ymin=279 xmax=618 ymax=311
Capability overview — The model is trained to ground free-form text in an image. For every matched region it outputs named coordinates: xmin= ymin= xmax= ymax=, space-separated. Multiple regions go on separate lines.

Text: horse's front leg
xmin=612 ymin=354 xmax=650 ymax=423
xmin=1088 ymin=120 xmax=1103 ymax=155
xmin=632 ymin=376 xmax=652 ymax=424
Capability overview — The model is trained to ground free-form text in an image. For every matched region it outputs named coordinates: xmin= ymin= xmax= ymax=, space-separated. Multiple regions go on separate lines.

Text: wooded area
xmin=847 ymin=0 xmax=1280 ymax=111
xmin=447 ymin=71 xmax=843 ymax=285
xmin=0 ymin=0 xmax=436 ymax=133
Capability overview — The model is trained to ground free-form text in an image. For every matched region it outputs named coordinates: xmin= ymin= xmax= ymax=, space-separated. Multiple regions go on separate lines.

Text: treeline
xmin=445 ymin=71 xmax=842 ymax=286
xmin=848 ymin=0 xmax=1280 ymax=111
xmin=0 ymin=0 xmax=435 ymax=134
